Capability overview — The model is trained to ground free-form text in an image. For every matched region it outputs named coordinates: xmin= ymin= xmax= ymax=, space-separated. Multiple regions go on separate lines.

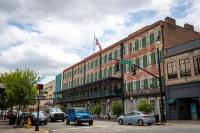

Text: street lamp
xmin=35 ymin=84 xmax=43 ymax=131
xmin=156 ymin=41 xmax=166 ymax=123
xmin=107 ymin=99 xmax=111 ymax=120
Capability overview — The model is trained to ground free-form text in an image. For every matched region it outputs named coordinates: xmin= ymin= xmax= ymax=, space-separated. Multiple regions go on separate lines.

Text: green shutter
xmin=150 ymin=33 xmax=155 ymax=44
xmin=151 ymin=53 xmax=156 ymax=65
xmin=136 ymin=81 xmax=140 ymax=90
xmin=159 ymin=50 xmax=163 ymax=63
xmin=135 ymin=40 xmax=139 ymax=50
xmin=143 ymin=55 xmax=147 ymax=68
xmin=142 ymin=37 xmax=146 ymax=48
xmin=144 ymin=79 xmax=148 ymax=89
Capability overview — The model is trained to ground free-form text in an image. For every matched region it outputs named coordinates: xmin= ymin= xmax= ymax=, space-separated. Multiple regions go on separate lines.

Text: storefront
xmin=166 ymin=81 xmax=200 ymax=120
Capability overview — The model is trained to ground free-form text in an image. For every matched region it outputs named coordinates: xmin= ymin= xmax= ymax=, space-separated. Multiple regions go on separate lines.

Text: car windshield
xmin=74 ymin=108 xmax=86 ymax=113
xmin=32 ymin=112 xmax=45 ymax=117
xmin=51 ymin=108 xmax=62 ymax=112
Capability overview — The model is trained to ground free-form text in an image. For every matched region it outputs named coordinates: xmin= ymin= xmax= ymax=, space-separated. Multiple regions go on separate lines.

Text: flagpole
xmin=93 ymin=33 xmax=95 ymax=54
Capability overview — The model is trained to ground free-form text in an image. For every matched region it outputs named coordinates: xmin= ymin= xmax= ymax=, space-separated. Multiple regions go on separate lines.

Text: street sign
xmin=35 ymin=96 xmax=45 ymax=100
xmin=120 ymin=60 xmax=131 ymax=65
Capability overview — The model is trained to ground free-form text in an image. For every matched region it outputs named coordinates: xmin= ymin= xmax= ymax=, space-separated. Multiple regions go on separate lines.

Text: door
xmin=191 ymin=103 xmax=197 ymax=120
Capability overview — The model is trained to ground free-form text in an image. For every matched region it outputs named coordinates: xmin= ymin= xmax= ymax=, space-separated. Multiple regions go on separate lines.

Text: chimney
xmin=184 ymin=23 xmax=194 ymax=31
xmin=165 ymin=17 xmax=176 ymax=25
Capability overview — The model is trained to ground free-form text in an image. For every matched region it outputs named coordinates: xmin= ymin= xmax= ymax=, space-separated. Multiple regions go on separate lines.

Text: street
xmin=42 ymin=120 xmax=200 ymax=133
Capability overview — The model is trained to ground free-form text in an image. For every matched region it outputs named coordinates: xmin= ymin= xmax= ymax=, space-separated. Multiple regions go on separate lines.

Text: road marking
xmin=51 ymin=125 xmax=112 ymax=132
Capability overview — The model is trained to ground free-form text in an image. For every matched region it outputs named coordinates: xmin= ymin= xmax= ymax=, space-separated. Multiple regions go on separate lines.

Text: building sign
xmin=35 ymin=96 xmax=45 ymax=100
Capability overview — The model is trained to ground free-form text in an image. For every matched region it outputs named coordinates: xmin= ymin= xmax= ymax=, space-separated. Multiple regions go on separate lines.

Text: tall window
xmin=193 ymin=56 xmax=200 ymax=75
xmin=167 ymin=62 xmax=177 ymax=79
xmin=180 ymin=58 xmax=191 ymax=77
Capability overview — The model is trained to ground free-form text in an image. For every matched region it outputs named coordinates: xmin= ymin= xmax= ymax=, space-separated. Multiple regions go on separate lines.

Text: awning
xmin=167 ymin=98 xmax=176 ymax=104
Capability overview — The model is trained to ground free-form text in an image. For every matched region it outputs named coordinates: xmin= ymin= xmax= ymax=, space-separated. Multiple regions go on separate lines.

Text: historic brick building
xmin=54 ymin=17 xmax=200 ymax=120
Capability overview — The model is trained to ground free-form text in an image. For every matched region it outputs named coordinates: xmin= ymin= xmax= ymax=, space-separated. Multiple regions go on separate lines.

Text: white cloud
xmin=0 ymin=0 xmax=199 ymax=83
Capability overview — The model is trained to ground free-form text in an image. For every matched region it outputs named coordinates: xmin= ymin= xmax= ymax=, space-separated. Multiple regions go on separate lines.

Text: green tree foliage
xmin=0 ymin=69 xmax=41 ymax=109
xmin=137 ymin=100 xmax=153 ymax=114
xmin=92 ymin=103 xmax=101 ymax=115
xmin=112 ymin=101 xmax=122 ymax=116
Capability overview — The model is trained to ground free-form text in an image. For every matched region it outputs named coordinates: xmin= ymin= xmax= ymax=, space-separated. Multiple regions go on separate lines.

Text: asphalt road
xmin=41 ymin=120 xmax=200 ymax=133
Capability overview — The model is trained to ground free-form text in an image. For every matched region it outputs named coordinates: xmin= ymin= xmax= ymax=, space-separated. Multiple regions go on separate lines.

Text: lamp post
xmin=156 ymin=47 xmax=166 ymax=123
xmin=107 ymin=99 xmax=110 ymax=120
xmin=35 ymin=84 xmax=43 ymax=131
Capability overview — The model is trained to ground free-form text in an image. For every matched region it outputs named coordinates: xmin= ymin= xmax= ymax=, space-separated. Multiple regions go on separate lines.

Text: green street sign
xmin=120 ymin=60 xmax=131 ymax=65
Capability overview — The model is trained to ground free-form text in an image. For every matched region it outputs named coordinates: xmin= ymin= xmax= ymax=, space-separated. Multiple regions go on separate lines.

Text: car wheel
xmin=89 ymin=121 xmax=93 ymax=125
xmin=147 ymin=123 xmax=152 ymax=126
xmin=75 ymin=119 xmax=80 ymax=126
xmin=137 ymin=119 xmax=144 ymax=126
xmin=45 ymin=122 xmax=48 ymax=125
xmin=62 ymin=119 xmax=64 ymax=122
xmin=66 ymin=119 xmax=70 ymax=125
xmin=118 ymin=119 xmax=123 ymax=125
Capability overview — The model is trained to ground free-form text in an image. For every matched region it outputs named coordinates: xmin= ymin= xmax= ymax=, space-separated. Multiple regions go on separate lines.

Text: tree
xmin=92 ymin=103 xmax=101 ymax=116
xmin=112 ymin=101 xmax=122 ymax=116
xmin=137 ymin=100 xmax=153 ymax=114
xmin=0 ymin=69 xmax=41 ymax=110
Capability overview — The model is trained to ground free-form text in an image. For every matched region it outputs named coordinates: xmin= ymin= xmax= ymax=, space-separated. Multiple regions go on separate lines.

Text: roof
xmin=165 ymin=38 xmax=200 ymax=58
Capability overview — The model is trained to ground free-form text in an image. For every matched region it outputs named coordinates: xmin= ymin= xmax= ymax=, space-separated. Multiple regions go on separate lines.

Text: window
xmin=136 ymin=80 xmax=140 ymax=90
xmin=104 ymin=55 xmax=108 ymax=64
xmin=150 ymin=33 xmax=155 ymax=44
xmin=151 ymin=52 xmax=156 ymax=65
xmin=143 ymin=55 xmax=147 ymax=68
xmin=108 ymin=66 xmax=112 ymax=76
xmin=109 ymin=53 xmax=112 ymax=60
xmin=135 ymin=40 xmax=139 ymax=50
xmin=114 ymin=50 xmax=117 ymax=59
xmin=167 ymin=62 xmax=177 ymax=79
xmin=193 ymin=56 xmax=200 ymax=75
xmin=123 ymin=45 xmax=128 ymax=55
xmin=131 ymin=41 xmax=135 ymax=52
xmin=146 ymin=36 xmax=150 ymax=45
xmin=128 ymin=42 xmax=132 ymax=54
xmin=132 ymin=81 xmax=136 ymax=91
xmin=139 ymin=39 xmax=142 ymax=49
xmin=144 ymin=79 xmax=148 ymax=89
xmin=142 ymin=37 xmax=146 ymax=48
xmin=179 ymin=58 xmax=191 ymax=77
xmin=139 ymin=56 xmax=143 ymax=68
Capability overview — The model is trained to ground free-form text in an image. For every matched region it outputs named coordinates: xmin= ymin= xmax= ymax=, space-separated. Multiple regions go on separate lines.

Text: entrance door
xmin=191 ymin=103 xmax=197 ymax=120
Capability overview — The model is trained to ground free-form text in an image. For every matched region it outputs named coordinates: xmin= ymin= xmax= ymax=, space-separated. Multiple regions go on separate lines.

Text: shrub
xmin=112 ymin=101 xmax=122 ymax=116
xmin=92 ymin=103 xmax=101 ymax=115
xmin=136 ymin=100 xmax=153 ymax=114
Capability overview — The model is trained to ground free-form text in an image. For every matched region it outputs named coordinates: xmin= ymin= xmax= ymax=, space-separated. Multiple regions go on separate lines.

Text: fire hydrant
xmin=26 ymin=116 xmax=31 ymax=128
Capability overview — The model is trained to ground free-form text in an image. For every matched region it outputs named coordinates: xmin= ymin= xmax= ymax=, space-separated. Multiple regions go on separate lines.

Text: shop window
xmin=180 ymin=58 xmax=191 ymax=77
xmin=193 ymin=56 xmax=200 ymax=75
xmin=167 ymin=62 xmax=177 ymax=79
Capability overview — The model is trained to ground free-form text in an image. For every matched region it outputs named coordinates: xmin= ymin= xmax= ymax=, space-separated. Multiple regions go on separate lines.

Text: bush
xmin=92 ymin=103 xmax=101 ymax=115
xmin=112 ymin=101 xmax=122 ymax=116
xmin=136 ymin=100 xmax=153 ymax=114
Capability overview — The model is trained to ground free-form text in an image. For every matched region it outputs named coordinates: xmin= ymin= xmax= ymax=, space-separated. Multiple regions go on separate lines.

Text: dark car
xmin=31 ymin=112 xmax=48 ymax=125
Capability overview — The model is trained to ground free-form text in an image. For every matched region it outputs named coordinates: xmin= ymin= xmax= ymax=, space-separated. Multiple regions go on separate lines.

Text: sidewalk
xmin=0 ymin=120 xmax=49 ymax=133
xmin=167 ymin=120 xmax=200 ymax=125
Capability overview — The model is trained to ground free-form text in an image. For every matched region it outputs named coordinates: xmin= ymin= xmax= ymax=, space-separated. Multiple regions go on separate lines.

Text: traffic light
xmin=115 ymin=61 xmax=120 ymax=72
xmin=131 ymin=64 xmax=136 ymax=76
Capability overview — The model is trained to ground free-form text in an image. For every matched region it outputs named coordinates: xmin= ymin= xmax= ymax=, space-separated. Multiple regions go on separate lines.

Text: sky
xmin=0 ymin=0 xmax=200 ymax=84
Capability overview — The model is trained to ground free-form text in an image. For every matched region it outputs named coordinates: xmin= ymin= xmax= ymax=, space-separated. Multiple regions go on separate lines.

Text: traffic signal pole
xmin=109 ymin=56 xmax=166 ymax=123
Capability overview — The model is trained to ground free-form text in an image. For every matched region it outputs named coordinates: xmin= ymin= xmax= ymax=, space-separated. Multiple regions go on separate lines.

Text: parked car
xmin=31 ymin=112 xmax=48 ymax=125
xmin=117 ymin=111 xmax=155 ymax=126
xmin=43 ymin=107 xmax=65 ymax=122
xmin=66 ymin=107 xmax=93 ymax=126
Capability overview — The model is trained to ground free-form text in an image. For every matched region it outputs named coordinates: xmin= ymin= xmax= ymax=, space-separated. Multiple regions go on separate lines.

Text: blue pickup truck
xmin=66 ymin=107 xmax=93 ymax=126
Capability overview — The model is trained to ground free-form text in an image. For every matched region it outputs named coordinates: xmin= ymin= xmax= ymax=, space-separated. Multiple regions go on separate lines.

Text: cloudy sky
xmin=0 ymin=0 xmax=199 ymax=84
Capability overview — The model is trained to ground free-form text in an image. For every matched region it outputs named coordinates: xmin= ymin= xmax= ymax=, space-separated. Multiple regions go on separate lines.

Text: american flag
xmin=95 ymin=38 xmax=102 ymax=51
